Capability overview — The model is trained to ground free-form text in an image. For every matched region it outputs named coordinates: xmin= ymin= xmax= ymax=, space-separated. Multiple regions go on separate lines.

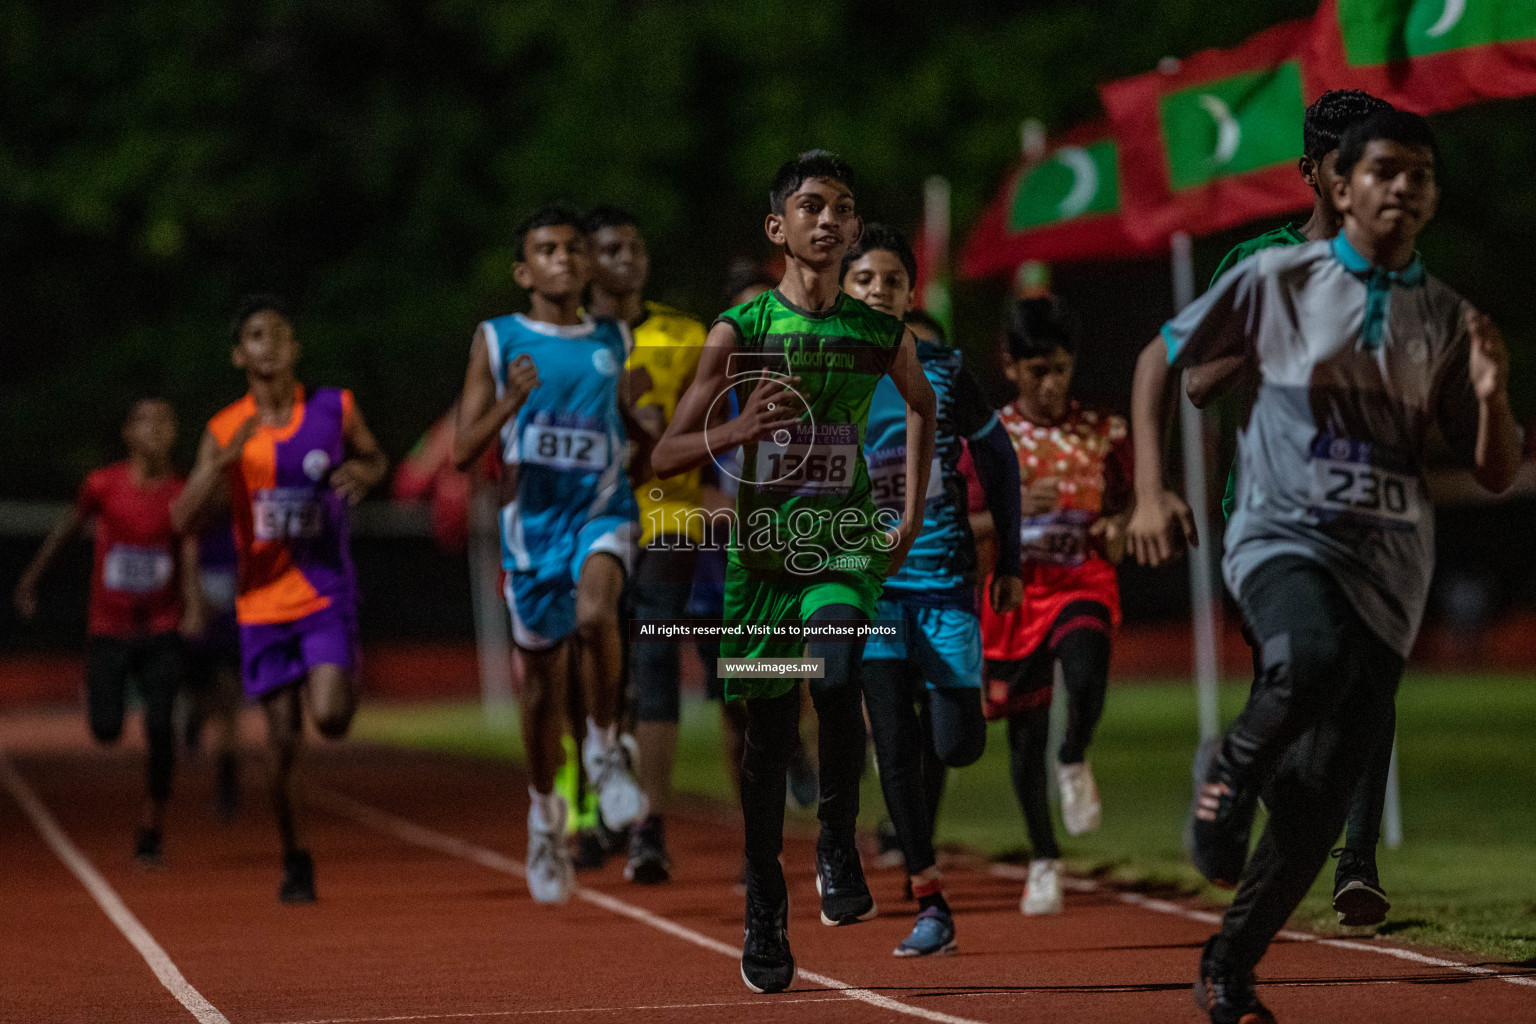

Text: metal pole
xmin=921 ymin=175 xmax=953 ymax=335
xmin=1170 ymin=231 xmax=1223 ymax=741
xmin=1383 ymin=735 xmax=1403 ymax=848
xmin=468 ymin=485 xmax=515 ymax=728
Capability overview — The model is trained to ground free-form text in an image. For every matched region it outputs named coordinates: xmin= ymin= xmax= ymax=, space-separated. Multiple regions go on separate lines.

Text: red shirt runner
xmin=976 ymin=402 xmax=1132 ymax=662
xmin=77 ymin=462 xmax=186 ymax=638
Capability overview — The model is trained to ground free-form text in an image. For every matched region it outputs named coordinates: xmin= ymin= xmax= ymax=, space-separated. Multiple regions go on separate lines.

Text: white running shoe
xmin=1021 ymin=858 xmax=1063 ymax=916
xmin=1057 ymin=761 xmax=1102 ymax=836
xmin=583 ymin=734 xmax=649 ymax=831
xmin=526 ymin=795 xmax=574 ymax=904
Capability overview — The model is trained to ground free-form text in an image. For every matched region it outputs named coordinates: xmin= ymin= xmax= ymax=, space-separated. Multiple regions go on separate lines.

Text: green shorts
xmin=720 ymin=560 xmax=884 ymax=700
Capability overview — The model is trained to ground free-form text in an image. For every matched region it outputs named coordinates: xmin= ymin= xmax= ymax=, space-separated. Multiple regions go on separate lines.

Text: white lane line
xmin=0 ymin=751 xmax=231 ymax=1024
xmin=316 ymin=789 xmax=990 ymax=1024
xmin=263 ymin=994 xmax=848 ymax=1024
xmin=986 ymin=862 xmax=1536 ymax=990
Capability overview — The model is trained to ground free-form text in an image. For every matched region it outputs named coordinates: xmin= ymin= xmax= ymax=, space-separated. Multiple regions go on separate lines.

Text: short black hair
xmin=126 ymin=396 xmax=174 ymax=421
xmin=513 ymin=203 xmax=585 ymax=261
xmin=583 ymin=204 xmax=638 ymax=236
xmin=722 ymin=259 xmax=777 ymax=306
xmin=769 ymin=149 xmax=855 ymax=214
xmin=230 ymin=294 xmax=292 ymax=345
xmin=841 ymin=222 xmax=917 ymax=284
xmin=1004 ymin=296 xmax=1077 ymax=360
xmin=1334 ymin=109 xmax=1439 ymax=181
xmin=1303 ymin=89 xmax=1394 ymax=162
xmin=905 ymin=309 xmax=948 ymax=345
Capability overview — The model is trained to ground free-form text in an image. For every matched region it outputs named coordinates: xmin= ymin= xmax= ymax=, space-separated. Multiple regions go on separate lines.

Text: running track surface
xmin=3 ymin=711 xmax=1533 ymax=1024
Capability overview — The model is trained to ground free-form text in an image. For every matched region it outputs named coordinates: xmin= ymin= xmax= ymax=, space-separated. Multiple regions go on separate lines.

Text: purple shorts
xmin=238 ymin=601 xmax=357 ymax=699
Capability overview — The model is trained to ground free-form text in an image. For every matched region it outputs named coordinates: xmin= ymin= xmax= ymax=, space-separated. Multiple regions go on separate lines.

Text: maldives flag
xmin=958 ymin=122 xmax=1159 ymax=278
xmin=1101 ymin=20 xmax=1322 ymax=245
xmin=1309 ymin=0 xmax=1536 ymax=112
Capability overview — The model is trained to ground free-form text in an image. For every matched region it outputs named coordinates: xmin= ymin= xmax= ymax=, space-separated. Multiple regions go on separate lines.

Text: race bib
xmin=102 ymin=545 xmax=173 ymax=593
xmin=253 ymin=488 xmax=325 ymax=541
xmin=522 ymin=422 xmax=610 ymax=471
xmin=1307 ymin=436 xmax=1422 ymax=529
xmin=867 ymin=448 xmax=944 ymax=509
xmin=755 ymin=423 xmax=858 ymax=496
xmin=1020 ymin=510 xmax=1092 ymax=567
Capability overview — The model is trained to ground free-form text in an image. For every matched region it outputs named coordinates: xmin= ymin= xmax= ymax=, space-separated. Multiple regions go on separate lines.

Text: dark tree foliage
xmin=4 ymin=0 xmax=1529 ymax=495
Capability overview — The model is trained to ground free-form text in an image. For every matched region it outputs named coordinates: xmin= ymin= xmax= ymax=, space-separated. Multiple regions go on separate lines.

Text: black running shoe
xmin=815 ymin=839 xmax=877 ymax=926
xmin=1332 ymin=847 xmax=1390 ymax=927
xmin=1189 ymin=739 xmax=1255 ymax=889
xmin=133 ymin=827 xmax=163 ymax=868
xmin=279 ymin=849 xmax=316 ymax=904
xmin=1193 ymin=936 xmax=1276 ymax=1024
xmin=624 ymin=815 xmax=671 ymax=884
xmin=572 ymin=829 xmax=608 ymax=871
xmin=740 ymin=870 xmax=795 ymax=994
xmin=874 ymin=817 xmax=905 ymax=870
xmin=215 ymin=753 xmax=239 ymax=822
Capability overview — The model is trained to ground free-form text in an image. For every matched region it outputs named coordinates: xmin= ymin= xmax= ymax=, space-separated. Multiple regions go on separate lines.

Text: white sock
xmin=583 ymin=719 xmax=617 ymax=773
xmin=529 ymin=787 xmax=564 ymax=830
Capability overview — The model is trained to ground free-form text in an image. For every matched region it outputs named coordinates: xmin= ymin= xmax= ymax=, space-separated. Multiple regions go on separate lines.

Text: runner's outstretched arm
xmin=172 ymin=419 xmax=256 ymax=536
xmin=967 ymin=419 xmax=1024 ymax=612
xmin=651 ymin=322 xmax=798 ymax=479
xmin=12 ymin=506 xmax=88 ymax=619
xmin=333 ymin=403 xmax=388 ymax=504
xmin=1464 ymin=309 xmax=1522 ymax=494
xmin=454 ymin=325 xmax=541 ymax=472
xmin=1125 ymin=335 xmax=1198 ymax=568
xmin=884 ymin=328 xmax=936 ymax=577
xmin=178 ymin=534 xmax=205 ymax=639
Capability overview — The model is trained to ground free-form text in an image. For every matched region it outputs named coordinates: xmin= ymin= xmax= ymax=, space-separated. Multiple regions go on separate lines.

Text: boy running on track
xmin=841 ymin=224 xmax=1023 ymax=957
xmin=1128 ymin=110 xmax=1520 ymax=1024
xmin=978 ymin=296 xmax=1132 ymax=916
xmin=1190 ymin=89 xmax=1400 ymax=929
xmin=173 ymin=295 xmax=388 ymax=903
xmin=15 ymin=398 xmax=201 ymax=865
xmin=585 ymin=205 xmax=709 ymax=884
xmin=653 ymin=150 xmax=937 ymax=994
xmin=453 ymin=205 xmax=647 ymax=905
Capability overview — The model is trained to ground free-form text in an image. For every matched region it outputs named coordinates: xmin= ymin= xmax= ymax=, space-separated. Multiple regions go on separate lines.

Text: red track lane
xmin=3 ymin=723 xmax=1533 ymax=1024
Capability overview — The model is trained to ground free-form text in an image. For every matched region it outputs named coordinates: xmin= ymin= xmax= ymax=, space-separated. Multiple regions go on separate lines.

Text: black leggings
xmin=863 ymin=659 xmax=986 ymax=875
xmin=740 ymin=604 xmax=868 ymax=878
xmin=86 ymin=634 xmax=182 ymax=804
xmin=992 ymin=606 xmax=1112 ymax=861
xmin=628 ymin=542 xmax=700 ymax=724
xmin=1215 ymin=557 xmax=1403 ymax=972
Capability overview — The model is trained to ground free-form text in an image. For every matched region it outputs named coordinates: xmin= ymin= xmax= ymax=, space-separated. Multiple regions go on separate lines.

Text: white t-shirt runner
xmin=1162 ymin=235 xmax=1494 ymax=657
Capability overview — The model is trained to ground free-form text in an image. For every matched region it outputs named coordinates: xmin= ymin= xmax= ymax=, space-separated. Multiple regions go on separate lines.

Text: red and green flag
xmin=1100 ymin=19 xmax=1322 ymax=246
xmin=959 ymin=122 xmax=1159 ymax=278
xmin=1309 ymin=0 xmax=1536 ymax=112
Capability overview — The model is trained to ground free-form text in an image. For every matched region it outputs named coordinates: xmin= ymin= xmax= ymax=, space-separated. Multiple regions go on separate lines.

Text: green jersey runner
xmin=715 ymin=287 xmax=904 ymax=698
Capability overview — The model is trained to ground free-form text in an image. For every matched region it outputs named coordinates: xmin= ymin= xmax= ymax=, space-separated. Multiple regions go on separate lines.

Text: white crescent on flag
xmin=1197 ymin=93 xmax=1242 ymax=165
xmin=1053 ymin=146 xmax=1099 ymax=218
xmin=1426 ymin=0 xmax=1466 ymax=39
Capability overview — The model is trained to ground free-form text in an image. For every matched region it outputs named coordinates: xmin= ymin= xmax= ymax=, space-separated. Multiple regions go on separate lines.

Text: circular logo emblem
xmin=592 ymin=348 xmax=618 ymax=376
xmin=1330 ymin=438 xmax=1352 ymax=461
xmin=302 ymin=449 xmax=332 ymax=482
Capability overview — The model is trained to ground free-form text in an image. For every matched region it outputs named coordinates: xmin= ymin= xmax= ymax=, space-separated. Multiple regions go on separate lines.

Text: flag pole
xmin=921 ymin=175 xmax=953 ymax=334
xmin=1170 ymin=231 xmax=1222 ymax=740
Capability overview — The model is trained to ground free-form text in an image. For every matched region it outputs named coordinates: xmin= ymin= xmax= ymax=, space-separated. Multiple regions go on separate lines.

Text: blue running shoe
xmin=893 ymin=906 xmax=957 ymax=957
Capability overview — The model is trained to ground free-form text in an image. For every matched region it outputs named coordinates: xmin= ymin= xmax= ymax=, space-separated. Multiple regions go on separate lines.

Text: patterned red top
xmin=980 ymin=401 xmax=1131 ymax=662
xmin=78 ymin=462 xmax=185 ymax=638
